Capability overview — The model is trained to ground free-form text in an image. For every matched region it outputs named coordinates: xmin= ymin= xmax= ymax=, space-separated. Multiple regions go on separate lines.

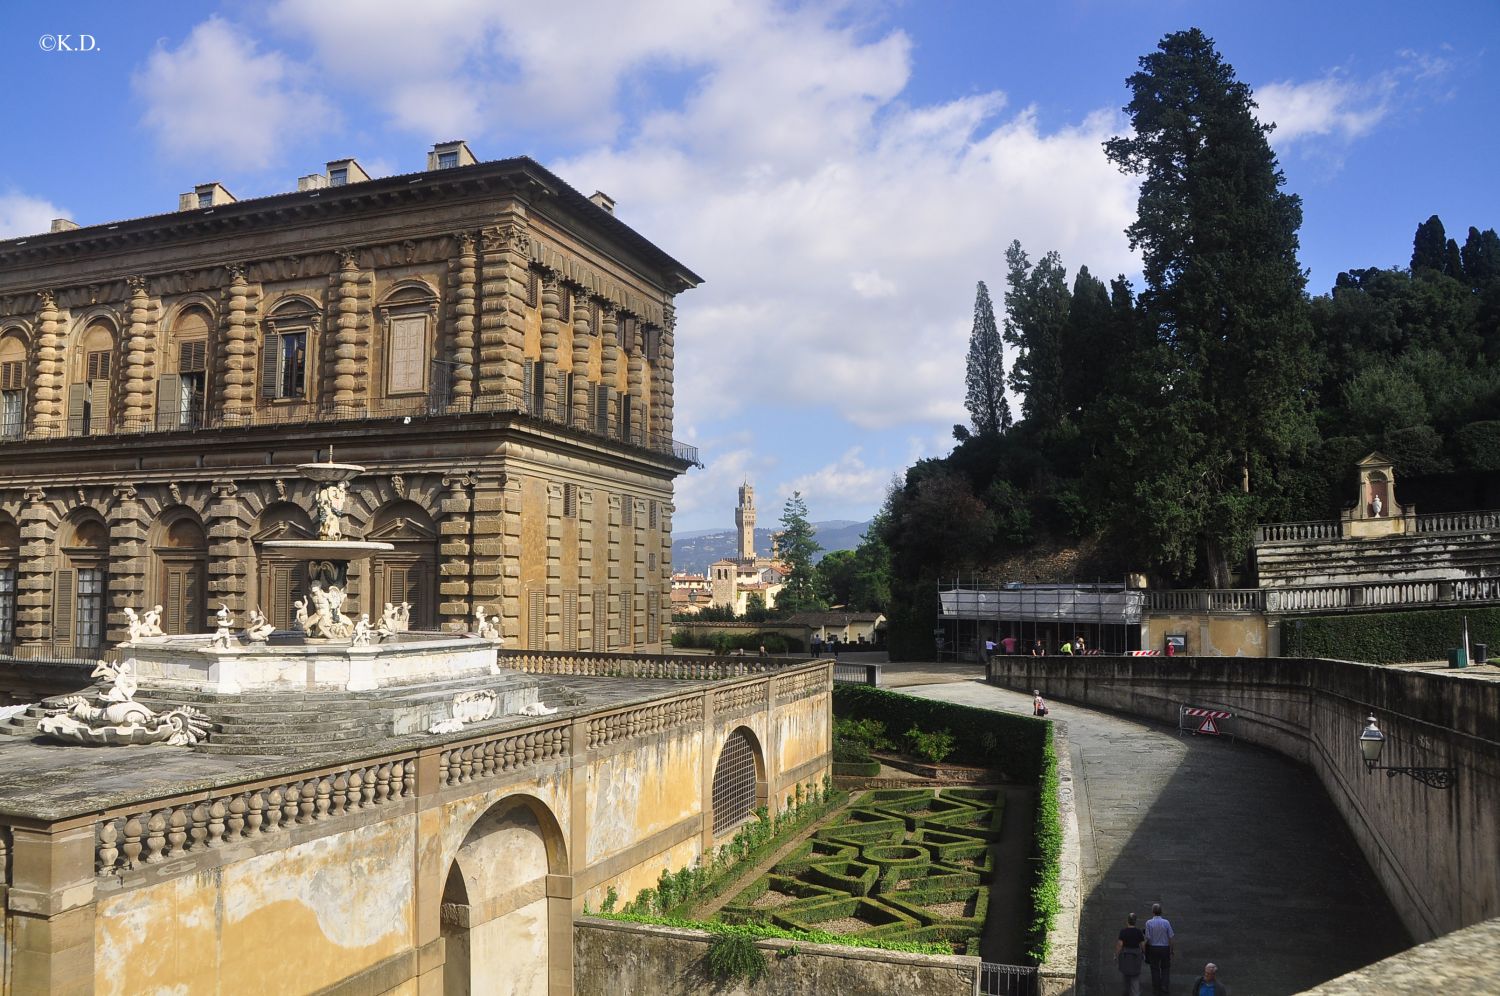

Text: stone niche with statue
xmin=1339 ymin=451 xmax=1415 ymax=539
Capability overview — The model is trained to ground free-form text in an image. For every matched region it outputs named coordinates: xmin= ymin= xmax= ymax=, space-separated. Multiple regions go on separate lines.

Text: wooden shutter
xmin=560 ymin=286 xmax=572 ymax=323
xmin=388 ymin=316 xmax=426 ymax=393
xmin=89 ymin=379 xmax=110 ymax=435
xmin=86 ymin=350 xmax=111 ymax=381
xmin=527 ymin=589 xmax=545 ymax=650
xmin=586 ymin=383 xmax=597 ymax=433
xmin=0 ymin=361 xmax=21 ymax=390
xmin=556 ymin=369 xmax=570 ymax=424
xmin=156 ymin=374 xmax=182 ymax=430
xmin=179 ymin=340 xmax=207 ymax=373
xmin=526 ymin=271 xmax=539 ymax=309
xmin=267 ymin=561 xmax=297 ymax=629
xmin=522 ymin=360 xmax=535 ymax=414
xmin=598 ymin=385 xmax=611 ymax=435
xmin=647 ymin=590 xmax=659 ymax=644
xmin=261 ymin=333 xmax=280 ymax=398
xmin=591 ymin=590 xmax=607 ymax=651
xmin=52 ymin=569 xmax=74 ymax=641
xmin=562 ymin=588 xmax=578 ymax=651
xmin=164 ymin=566 xmax=186 ymax=634
xmin=620 ymin=590 xmax=633 ymax=647
xmin=66 ymin=384 xmax=87 ymax=435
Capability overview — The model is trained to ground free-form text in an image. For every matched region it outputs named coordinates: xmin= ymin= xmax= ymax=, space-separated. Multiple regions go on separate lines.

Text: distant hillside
xmin=671 ymin=520 xmax=874 ymax=575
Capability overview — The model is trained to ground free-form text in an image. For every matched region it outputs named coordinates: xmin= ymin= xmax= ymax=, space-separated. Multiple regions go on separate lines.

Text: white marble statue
xmin=139 ymin=605 xmax=164 ymax=638
xmin=243 ymin=607 xmax=275 ymax=643
xmin=210 ymin=603 xmax=235 ymax=649
xmin=474 ymin=606 xmax=501 ymax=641
xmin=313 ymin=479 xmax=348 ymax=541
xmin=352 ymin=613 xmax=373 ymax=647
xmin=428 ymin=689 xmax=499 ymax=734
xmin=378 ymin=601 xmax=412 ymax=640
xmin=123 ymin=607 xmax=145 ymax=643
xmin=295 ymin=581 xmax=356 ymax=641
xmin=518 ymin=701 xmax=557 ymax=716
xmin=37 ymin=659 xmax=210 ymax=746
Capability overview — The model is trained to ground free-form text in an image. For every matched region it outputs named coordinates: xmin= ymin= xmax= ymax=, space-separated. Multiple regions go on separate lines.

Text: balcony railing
xmin=1255 ymin=520 xmax=1342 ymax=544
xmin=1145 ymin=589 xmax=1266 ymax=613
xmin=1143 ymin=578 xmax=1500 ymax=617
xmin=7 ymin=390 xmax=699 ymax=465
xmin=1257 ymin=509 xmax=1500 ymax=544
xmin=1415 ymin=510 xmax=1500 ymax=534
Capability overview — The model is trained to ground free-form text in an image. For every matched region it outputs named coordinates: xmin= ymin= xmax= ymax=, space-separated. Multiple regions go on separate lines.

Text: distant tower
xmin=735 ymin=482 xmax=756 ymax=560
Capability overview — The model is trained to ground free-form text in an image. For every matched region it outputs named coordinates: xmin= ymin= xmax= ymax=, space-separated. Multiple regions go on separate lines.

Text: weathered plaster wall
xmin=587 ymin=728 xmax=703 ymax=865
xmin=1141 ymin=613 xmax=1268 ymax=657
xmin=573 ymin=918 xmax=981 ymax=996
xmin=96 ymin=815 xmax=415 ymax=996
xmin=775 ymin=689 xmax=832 ymax=781
xmin=988 ymin=655 xmax=1500 ymax=943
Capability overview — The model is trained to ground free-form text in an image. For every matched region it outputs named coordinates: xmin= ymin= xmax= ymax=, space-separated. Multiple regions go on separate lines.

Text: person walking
xmin=1032 ymin=690 xmax=1049 ymax=717
xmin=1001 ymin=633 xmax=1018 ymax=655
xmin=1191 ymin=963 xmax=1226 ymax=996
xmin=1144 ymin=902 xmax=1174 ymax=995
xmin=1116 ymin=912 xmax=1147 ymax=996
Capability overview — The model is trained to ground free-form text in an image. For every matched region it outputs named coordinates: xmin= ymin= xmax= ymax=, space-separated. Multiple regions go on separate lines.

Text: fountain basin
xmin=124 ymin=633 xmax=501 ymax=694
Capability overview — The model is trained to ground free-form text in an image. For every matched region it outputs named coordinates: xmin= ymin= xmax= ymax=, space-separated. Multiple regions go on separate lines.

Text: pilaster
xmin=7 ymin=824 xmax=97 ymax=996
xmin=331 ymin=248 xmax=370 ymax=409
xmin=207 ymin=479 xmax=251 ymax=613
xmin=570 ymin=290 xmax=592 ymax=428
xmin=438 ymin=471 xmax=477 ymax=630
xmin=121 ymin=276 xmax=153 ymax=427
xmin=658 ymin=303 xmax=676 ymax=444
xmin=28 ymin=290 xmax=62 ymax=438
xmin=447 ymin=232 xmax=478 ymax=406
xmin=107 ymin=484 xmax=150 ymax=645
xmin=477 ymin=221 xmax=528 ymax=400
xmin=599 ymin=305 xmax=620 ymax=437
xmin=539 ymin=274 xmax=562 ymax=419
xmin=216 ymin=264 xmax=257 ymax=424
xmin=16 ymin=487 xmax=57 ymax=642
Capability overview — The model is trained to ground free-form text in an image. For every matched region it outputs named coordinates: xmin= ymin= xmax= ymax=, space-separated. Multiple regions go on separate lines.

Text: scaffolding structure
xmin=936 ymin=580 xmax=1145 ymax=661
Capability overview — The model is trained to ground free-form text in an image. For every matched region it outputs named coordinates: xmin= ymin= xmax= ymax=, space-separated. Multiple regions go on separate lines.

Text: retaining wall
xmin=573 ymin=918 xmax=981 ymax=996
xmin=988 ymin=655 xmax=1500 ymax=943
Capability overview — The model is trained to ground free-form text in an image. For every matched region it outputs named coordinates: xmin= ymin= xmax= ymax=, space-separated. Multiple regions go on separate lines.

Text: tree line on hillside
xmin=845 ymin=28 xmax=1500 ymax=658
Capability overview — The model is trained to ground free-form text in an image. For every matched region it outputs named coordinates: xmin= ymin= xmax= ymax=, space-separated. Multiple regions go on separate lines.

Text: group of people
xmin=982 ymin=634 xmax=1093 ymax=659
xmin=1116 ymin=903 xmax=1225 ymax=995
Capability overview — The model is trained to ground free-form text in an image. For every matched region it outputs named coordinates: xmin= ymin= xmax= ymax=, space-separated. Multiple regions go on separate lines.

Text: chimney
xmin=297 ymin=173 xmax=329 ymax=192
xmin=589 ymin=191 xmax=616 ymax=215
xmin=50 ymin=218 xmax=79 ymax=233
xmin=427 ymin=140 xmax=477 ymax=171
xmin=178 ymin=182 xmax=236 ymax=212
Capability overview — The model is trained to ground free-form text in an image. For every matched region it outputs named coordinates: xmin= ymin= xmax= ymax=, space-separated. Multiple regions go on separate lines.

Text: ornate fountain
xmin=33 ymin=454 xmax=547 ymax=749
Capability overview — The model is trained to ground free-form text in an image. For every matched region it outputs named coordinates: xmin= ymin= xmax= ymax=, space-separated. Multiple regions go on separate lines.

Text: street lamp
xmin=1359 ymin=715 xmax=1456 ymax=789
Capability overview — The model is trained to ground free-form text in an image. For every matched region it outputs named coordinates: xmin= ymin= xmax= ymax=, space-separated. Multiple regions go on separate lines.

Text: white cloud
xmin=134 ymin=18 xmax=335 ymax=170
xmin=778 ymin=447 xmax=892 ymax=513
xmin=0 ymin=191 xmax=68 ymax=239
xmin=671 ymin=436 xmax=775 ymax=525
xmin=1255 ymin=73 xmax=1390 ymax=145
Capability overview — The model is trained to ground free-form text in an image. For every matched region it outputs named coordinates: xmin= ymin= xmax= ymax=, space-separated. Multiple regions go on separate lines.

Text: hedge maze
xmin=717 ymin=787 xmax=1002 ymax=955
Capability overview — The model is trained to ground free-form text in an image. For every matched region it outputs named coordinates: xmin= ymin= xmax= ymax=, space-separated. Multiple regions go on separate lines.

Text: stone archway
xmin=441 ymin=795 xmax=570 ymax=996
xmin=710 ymin=726 xmax=768 ymax=838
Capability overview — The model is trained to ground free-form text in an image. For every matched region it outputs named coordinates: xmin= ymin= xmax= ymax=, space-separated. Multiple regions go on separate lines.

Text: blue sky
xmin=1 ymin=1 xmax=1496 ymax=532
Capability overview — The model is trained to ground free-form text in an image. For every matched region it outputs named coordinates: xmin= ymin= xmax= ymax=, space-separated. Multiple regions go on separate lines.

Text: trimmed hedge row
xmin=1292 ymin=605 xmax=1500 ymax=665
xmin=833 ymin=684 xmax=1047 ymax=780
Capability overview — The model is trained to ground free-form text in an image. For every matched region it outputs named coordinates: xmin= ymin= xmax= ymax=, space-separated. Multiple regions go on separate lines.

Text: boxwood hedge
xmin=1291 ymin=605 xmax=1500 ymax=665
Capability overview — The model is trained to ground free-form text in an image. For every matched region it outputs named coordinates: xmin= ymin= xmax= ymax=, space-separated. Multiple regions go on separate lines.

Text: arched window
xmin=68 ymin=320 xmax=116 ymax=436
xmin=0 ymin=517 xmax=18 ymax=647
xmin=711 ymin=728 xmax=763 ymax=835
xmin=157 ymin=306 xmax=213 ymax=429
xmin=0 ymin=330 xmax=27 ymax=438
xmin=56 ymin=517 xmax=109 ymax=652
xmin=377 ymin=285 xmax=437 ymax=398
xmin=261 ymin=300 xmax=315 ymax=402
xmin=152 ymin=513 xmax=208 ymax=634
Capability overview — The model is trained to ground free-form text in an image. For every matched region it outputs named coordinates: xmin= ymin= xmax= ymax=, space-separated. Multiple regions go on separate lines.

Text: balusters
xmin=208 ymin=799 xmax=227 ymax=847
xmin=143 ymin=810 xmax=168 ymax=863
xmin=97 ymin=818 xmax=120 ymax=874
xmin=188 ymin=803 xmax=209 ymax=852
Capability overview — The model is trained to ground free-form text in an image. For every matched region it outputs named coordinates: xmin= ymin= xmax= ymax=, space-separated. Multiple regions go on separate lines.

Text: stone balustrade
xmin=1146 ymin=578 xmax=1500 ymax=617
xmin=500 ymin=649 xmax=805 ymax=680
xmin=438 ymin=723 xmax=570 ymax=788
xmin=1256 ymin=519 xmax=1343 ymax=544
xmin=1415 ymin=509 xmax=1500 ymax=534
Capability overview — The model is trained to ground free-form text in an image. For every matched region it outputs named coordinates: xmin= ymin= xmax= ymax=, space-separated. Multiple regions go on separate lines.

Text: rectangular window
xmin=178 ymin=340 xmax=207 ymax=373
xmin=0 ymin=360 xmax=22 ymax=390
xmin=591 ymin=590 xmax=607 ymax=651
xmin=329 ymin=167 xmax=348 ymax=186
xmin=527 ymin=271 xmax=540 ymax=309
xmin=0 ymin=567 xmax=14 ymax=646
xmin=619 ymin=392 xmax=633 ymax=443
xmin=1 ymin=389 xmax=22 ymax=438
xmin=594 ymin=385 xmax=610 ymax=436
xmin=86 ymin=350 xmax=111 ymax=382
xmin=649 ymin=502 xmax=659 ymax=530
xmin=197 ymin=191 xmax=213 ymax=208
xmin=562 ymin=588 xmax=579 ymax=652
xmin=563 ymin=483 xmax=578 ymax=518
xmin=76 ymin=567 xmax=105 ymax=650
xmin=265 ymin=331 xmax=307 ymax=399
xmin=438 ymin=151 xmax=459 ymax=169
xmin=180 ymin=373 xmax=206 ymax=427
xmin=619 ymin=589 xmax=634 ymax=647
xmin=388 ymin=315 xmax=427 ymax=394
xmin=621 ymin=496 xmax=633 ymax=529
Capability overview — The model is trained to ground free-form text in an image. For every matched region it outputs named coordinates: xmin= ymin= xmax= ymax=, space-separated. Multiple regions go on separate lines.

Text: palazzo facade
xmin=0 ymin=144 xmax=700 ymax=656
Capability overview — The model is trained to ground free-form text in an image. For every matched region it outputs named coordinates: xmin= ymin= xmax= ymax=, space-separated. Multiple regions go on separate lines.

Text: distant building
xmin=784 ymin=610 xmax=886 ymax=645
xmin=708 ymin=481 xmax=786 ymax=613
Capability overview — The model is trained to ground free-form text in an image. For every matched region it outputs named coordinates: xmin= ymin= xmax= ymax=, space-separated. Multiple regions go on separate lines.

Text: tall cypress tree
xmin=1104 ymin=28 xmax=1315 ymax=585
xmin=1002 ymin=241 xmax=1070 ymax=429
xmin=963 ymin=280 xmax=1010 ymax=435
xmin=775 ymin=492 xmax=825 ymax=613
xmin=1411 ymin=215 xmax=1449 ymax=272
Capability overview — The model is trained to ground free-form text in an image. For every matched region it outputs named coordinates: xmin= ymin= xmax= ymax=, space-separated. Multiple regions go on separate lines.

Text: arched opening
xmin=711 ymin=726 xmax=768 ymax=837
xmin=1368 ymin=472 xmax=1390 ymax=517
xmin=441 ymin=795 xmax=569 ymax=996
xmin=252 ymin=502 xmax=315 ymax=629
xmin=0 ymin=329 xmax=27 ymax=438
xmin=55 ymin=515 xmax=110 ymax=652
xmin=68 ymin=320 xmax=116 ymax=436
xmin=151 ymin=511 xmax=208 ymax=634
xmin=0 ymin=517 xmax=18 ymax=648
xmin=158 ymin=305 xmax=213 ymax=429
xmin=377 ymin=283 xmax=438 ymax=400
xmin=367 ymin=501 xmax=438 ymax=630
xmin=261 ymin=298 xmax=316 ymax=403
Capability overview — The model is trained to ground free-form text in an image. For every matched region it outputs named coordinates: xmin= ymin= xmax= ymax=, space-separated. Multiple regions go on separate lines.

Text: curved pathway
xmin=896 ymin=673 xmax=1410 ymax=995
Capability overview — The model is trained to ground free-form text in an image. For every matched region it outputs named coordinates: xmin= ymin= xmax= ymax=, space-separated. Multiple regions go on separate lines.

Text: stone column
xmin=16 ymin=487 xmax=56 ymax=646
xmin=7 ymin=825 xmax=96 ymax=995
xmin=447 ymin=232 xmax=478 ymax=408
xmin=216 ymin=265 xmax=256 ymax=424
xmin=539 ymin=274 xmax=562 ymax=419
xmin=207 ymin=479 xmax=251 ymax=615
xmin=331 ymin=248 xmax=367 ymax=410
xmin=598 ymin=306 xmax=620 ymax=438
xmin=658 ymin=303 xmax=676 ymax=446
xmin=121 ymin=277 xmax=153 ymax=429
xmin=28 ymin=291 xmax=62 ymax=438
xmin=107 ymin=485 xmax=150 ymax=645
xmin=438 ymin=471 xmax=477 ymax=632
xmin=626 ymin=331 xmax=645 ymax=445
xmin=470 ymin=474 xmax=509 ymax=641
xmin=571 ymin=291 xmax=592 ymax=427
xmin=477 ymin=221 xmax=528 ymax=401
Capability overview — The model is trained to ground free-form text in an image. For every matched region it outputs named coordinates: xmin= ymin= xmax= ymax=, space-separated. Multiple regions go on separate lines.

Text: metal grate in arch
xmin=711 ymin=730 xmax=759 ymax=835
